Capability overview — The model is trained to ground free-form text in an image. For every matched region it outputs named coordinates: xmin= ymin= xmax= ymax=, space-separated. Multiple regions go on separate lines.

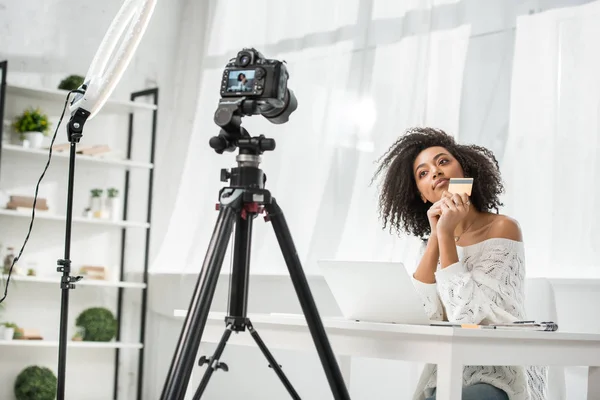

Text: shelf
xmin=6 ymin=84 xmax=157 ymax=114
xmin=0 ymin=209 xmax=150 ymax=229
xmin=0 ymin=340 xmax=143 ymax=349
xmin=2 ymin=274 xmax=146 ymax=289
xmin=0 ymin=143 xmax=154 ymax=170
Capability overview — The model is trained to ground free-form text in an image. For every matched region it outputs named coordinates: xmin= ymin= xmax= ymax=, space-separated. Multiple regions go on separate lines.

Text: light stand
xmin=159 ymin=99 xmax=351 ymax=400
xmin=50 ymin=1 xmax=156 ymax=398
xmin=56 ymin=108 xmax=90 ymax=400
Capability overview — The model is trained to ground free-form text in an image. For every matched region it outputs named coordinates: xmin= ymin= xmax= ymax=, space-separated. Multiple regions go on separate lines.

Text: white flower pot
xmin=106 ymin=197 xmax=120 ymax=222
xmin=23 ymin=131 xmax=44 ymax=149
xmin=2 ymin=327 xmax=14 ymax=340
xmin=91 ymin=196 xmax=103 ymax=218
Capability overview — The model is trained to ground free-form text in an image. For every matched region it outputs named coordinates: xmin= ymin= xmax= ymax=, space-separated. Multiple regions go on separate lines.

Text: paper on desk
xmin=430 ymin=321 xmax=559 ymax=331
xmin=488 ymin=322 xmax=558 ymax=331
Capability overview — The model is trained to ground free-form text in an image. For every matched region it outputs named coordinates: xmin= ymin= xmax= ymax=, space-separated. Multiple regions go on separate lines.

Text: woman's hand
xmin=426 ymin=200 xmax=444 ymax=236
xmin=436 ymin=191 xmax=470 ymax=236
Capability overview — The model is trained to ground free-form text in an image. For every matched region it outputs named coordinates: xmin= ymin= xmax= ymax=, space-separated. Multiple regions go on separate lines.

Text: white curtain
xmin=152 ymin=0 xmax=469 ymax=274
xmin=150 ymin=0 xmax=471 ymax=276
xmin=502 ymin=0 xmax=600 ymax=278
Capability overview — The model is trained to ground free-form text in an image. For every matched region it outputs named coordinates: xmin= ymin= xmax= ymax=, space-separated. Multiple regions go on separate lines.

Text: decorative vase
xmin=89 ymin=189 xmax=104 ymax=218
xmin=2 ymin=327 xmax=14 ymax=340
xmin=23 ymin=131 xmax=44 ymax=149
xmin=106 ymin=196 xmax=120 ymax=222
xmin=91 ymin=196 xmax=103 ymax=218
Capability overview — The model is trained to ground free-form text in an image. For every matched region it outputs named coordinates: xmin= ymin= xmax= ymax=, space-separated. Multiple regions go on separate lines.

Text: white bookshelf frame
xmin=6 ymin=84 xmax=157 ymax=114
xmin=0 ymin=208 xmax=150 ymax=228
xmin=2 ymin=274 xmax=146 ymax=289
xmin=0 ymin=76 xmax=157 ymax=400
xmin=0 ymin=340 xmax=143 ymax=349
xmin=1 ymin=143 xmax=154 ymax=170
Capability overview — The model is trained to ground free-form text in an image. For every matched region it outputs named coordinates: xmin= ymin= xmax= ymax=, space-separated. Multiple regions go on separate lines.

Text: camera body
xmin=220 ymin=48 xmax=288 ymax=109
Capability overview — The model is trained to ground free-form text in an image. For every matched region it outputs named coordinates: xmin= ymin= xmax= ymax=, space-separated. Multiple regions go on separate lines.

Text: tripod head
xmin=210 ymin=98 xmax=281 ymax=191
xmin=209 ymin=97 xmax=278 ymax=155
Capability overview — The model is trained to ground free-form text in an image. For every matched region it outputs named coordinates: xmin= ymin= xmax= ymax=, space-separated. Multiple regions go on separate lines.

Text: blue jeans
xmin=425 ymin=383 xmax=508 ymax=400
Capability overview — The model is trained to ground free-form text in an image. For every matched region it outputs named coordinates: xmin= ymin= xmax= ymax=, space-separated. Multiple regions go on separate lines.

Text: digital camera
xmin=220 ymin=48 xmax=291 ymax=110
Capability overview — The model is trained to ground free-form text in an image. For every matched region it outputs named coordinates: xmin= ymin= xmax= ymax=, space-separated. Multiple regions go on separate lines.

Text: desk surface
xmin=175 ymin=310 xmax=600 ymax=400
xmin=174 ymin=310 xmax=600 ymax=342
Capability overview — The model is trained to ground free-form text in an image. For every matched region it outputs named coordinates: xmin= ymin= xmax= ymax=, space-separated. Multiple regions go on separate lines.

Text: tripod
xmin=160 ymin=126 xmax=351 ymax=399
xmin=56 ymin=107 xmax=90 ymax=400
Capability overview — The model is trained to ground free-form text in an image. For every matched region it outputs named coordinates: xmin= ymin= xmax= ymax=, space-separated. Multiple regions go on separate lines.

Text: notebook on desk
xmin=317 ymin=259 xmax=435 ymax=325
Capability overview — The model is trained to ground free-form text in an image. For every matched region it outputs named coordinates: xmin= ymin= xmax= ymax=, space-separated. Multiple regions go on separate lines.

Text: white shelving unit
xmin=0 ymin=208 xmax=150 ymax=228
xmin=0 ymin=340 xmax=143 ymax=349
xmin=1 ymin=143 xmax=154 ymax=170
xmin=0 ymin=63 xmax=157 ymax=400
xmin=6 ymin=84 xmax=157 ymax=114
xmin=2 ymin=274 xmax=146 ymax=289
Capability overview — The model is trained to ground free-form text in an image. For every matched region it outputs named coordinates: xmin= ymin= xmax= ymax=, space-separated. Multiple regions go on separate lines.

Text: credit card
xmin=448 ymin=178 xmax=473 ymax=196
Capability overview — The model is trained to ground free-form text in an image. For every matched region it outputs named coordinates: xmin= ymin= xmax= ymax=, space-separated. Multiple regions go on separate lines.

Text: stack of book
xmin=5 ymin=195 xmax=49 ymax=212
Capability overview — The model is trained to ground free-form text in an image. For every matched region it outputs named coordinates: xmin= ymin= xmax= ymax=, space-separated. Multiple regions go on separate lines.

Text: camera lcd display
xmin=225 ymin=69 xmax=255 ymax=93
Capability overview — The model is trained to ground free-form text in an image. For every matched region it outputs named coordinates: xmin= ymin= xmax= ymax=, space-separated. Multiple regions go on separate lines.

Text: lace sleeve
xmin=411 ymin=277 xmax=444 ymax=320
xmin=434 ymin=240 xmax=526 ymax=324
xmin=410 ymin=242 xmax=444 ymax=321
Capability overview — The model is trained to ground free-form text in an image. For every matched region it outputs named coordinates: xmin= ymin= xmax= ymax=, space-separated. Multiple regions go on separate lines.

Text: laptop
xmin=317 ymin=259 xmax=434 ymax=325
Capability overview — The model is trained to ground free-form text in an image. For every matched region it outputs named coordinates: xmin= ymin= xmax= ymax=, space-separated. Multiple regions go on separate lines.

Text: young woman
xmin=372 ymin=128 xmax=547 ymax=400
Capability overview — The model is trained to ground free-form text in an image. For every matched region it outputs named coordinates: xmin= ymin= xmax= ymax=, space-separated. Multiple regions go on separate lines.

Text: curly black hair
xmin=372 ymin=127 xmax=504 ymax=239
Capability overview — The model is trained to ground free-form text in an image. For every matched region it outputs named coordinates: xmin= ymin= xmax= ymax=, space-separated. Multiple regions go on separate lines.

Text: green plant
xmin=75 ymin=307 xmax=117 ymax=342
xmin=58 ymin=74 xmax=85 ymax=90
xmin=90 ymin=188 xmax=103 ymax=197
xmin=2 ymin=322 xmax=22 ymax=338
xmin=14 ymin=365 xmax=57 ymax=400
xmin=12 ymin=108 xmax=51 ymax=138
xmin=107 ymin=188 xmax=119 ymax=198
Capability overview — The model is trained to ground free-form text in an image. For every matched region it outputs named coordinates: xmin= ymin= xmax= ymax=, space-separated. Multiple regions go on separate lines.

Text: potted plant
xmin=75 ymin=307 xmax=117 ymax=342
xmin=2 ymin=322 xmax=21 ymax=340
xmin=14 ymin=365 xmax=57 ymax=400
xmin=12 ymin=107 xmax=50 ymax=149
xmin=106 ymin=187 xmax=120 ymax=221
xmin=58 ymin=74 xmax=85 ymax=91
xmin=89 ymin=188 xmax=104 ymax=218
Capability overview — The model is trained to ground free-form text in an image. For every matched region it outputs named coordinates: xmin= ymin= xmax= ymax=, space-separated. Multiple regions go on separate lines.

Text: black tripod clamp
xmin=56 ymin=259 xmax=82 ymax=290
xmin=67 ymin=108 xmax=90 ymax=144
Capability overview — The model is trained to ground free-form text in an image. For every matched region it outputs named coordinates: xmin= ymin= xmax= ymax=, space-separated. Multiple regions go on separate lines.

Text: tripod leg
xmin=160 ymin=190 xmax=242 ymax=400
xmin=248 ymin=321 xmax=301 ymax=400
xmin=265 ymin=198 xmax=351 ymax=400
xmin=192 ymin=325 xmax=233 ymax=400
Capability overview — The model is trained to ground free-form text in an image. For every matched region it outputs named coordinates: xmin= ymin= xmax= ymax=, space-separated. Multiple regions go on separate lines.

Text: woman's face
xmin=412 ymin=146 xmax=465 ymax=203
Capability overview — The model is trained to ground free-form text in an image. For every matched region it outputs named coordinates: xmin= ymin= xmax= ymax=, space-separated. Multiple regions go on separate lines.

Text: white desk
xmin=174 ymin=311 xmax=600 ymax=400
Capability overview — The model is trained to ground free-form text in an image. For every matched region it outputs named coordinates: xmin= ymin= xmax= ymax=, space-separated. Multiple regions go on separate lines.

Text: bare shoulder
xmin=485 ymin=214 xmax=523 ymax=242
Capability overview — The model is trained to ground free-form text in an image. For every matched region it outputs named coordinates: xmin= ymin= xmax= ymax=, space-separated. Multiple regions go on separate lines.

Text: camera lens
xmin=236 ymin=51 xmax=252 ymax=67
xmin=260 ymin=89 xmax=298 ymax=124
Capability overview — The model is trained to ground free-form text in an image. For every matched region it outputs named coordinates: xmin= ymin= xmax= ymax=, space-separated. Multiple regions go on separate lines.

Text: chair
xmin=524 ymin=277 xmax=566 ymax=400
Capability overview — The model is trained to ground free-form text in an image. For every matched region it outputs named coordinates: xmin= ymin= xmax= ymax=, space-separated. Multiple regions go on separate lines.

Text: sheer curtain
xmin=502 ymin=0 xmax=600 ymax=278
xmin=150 ymin=0 xmax=471 ymax=276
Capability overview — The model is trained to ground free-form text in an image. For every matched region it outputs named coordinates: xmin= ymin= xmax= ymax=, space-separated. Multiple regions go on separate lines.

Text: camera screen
xmin=225 ymin=69 xmax=255 ymax=93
